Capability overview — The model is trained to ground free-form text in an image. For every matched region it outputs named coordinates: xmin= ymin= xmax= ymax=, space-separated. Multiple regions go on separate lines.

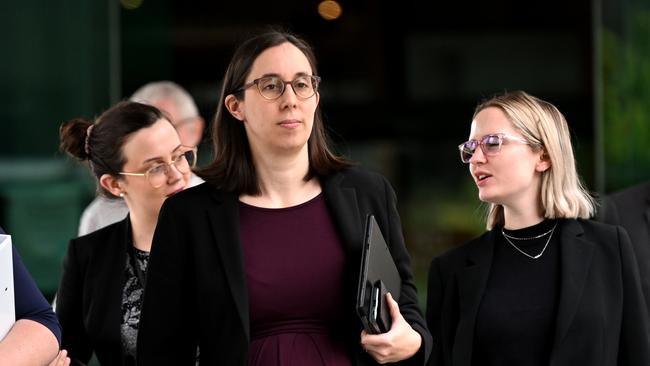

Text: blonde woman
xmin=426 ymin=91 xmax=650 ymax=366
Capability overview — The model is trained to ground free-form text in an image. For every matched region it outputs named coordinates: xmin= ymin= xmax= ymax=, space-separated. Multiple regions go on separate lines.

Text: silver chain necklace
xmin=501 ymin=221 xmax=558 ymax=259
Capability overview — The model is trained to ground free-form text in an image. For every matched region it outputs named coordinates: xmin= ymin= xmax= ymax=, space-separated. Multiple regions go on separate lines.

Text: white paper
xmin=0 ymin=235 xmax=15 ymax=340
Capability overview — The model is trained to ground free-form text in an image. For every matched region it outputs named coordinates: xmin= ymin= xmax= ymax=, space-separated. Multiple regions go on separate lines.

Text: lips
xmin=278 ymin=119 xmax=302 ymax=128
xmin=473 ymin=171 xmax=492 ymax=186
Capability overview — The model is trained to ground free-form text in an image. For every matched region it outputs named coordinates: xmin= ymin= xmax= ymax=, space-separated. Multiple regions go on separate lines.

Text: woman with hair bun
xmin=55 ymin=101 xmax=197 ymax=365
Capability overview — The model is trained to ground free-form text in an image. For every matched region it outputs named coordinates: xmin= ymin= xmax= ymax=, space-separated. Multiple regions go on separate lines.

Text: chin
xmin=477 ymin=189 xmax=492 ymax=202
xmin=478 ymin=190 xmax=501 ymax=205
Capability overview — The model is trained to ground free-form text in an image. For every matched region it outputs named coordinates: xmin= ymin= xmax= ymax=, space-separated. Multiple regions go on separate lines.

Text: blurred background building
xmin=0 ymin=0 xmax=649 ymax=304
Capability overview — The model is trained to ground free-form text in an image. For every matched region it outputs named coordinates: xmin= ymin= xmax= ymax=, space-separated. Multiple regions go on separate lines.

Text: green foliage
xmin=602 ymin=10 xmax=650 ymax=191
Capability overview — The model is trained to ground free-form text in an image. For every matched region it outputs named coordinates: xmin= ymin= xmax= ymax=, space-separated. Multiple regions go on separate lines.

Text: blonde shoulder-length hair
xmin=474 ymin=91 xmax=595 ymax=229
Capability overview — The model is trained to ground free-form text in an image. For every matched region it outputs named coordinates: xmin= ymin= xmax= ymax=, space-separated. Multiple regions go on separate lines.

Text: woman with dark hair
xmin=137 ymin=30 xmax=431 ymax=365
xmin=56 ymin=101 xmax=196 ymax=365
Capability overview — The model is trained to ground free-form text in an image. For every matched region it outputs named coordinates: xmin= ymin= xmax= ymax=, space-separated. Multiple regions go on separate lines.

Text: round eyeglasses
xmin=458 ymin=133 xmax=531 ymax=163
xmin=119 ymin=146 xmax=197 ymax=188
xmin=236 ymin=75 xmax=321 ymax=100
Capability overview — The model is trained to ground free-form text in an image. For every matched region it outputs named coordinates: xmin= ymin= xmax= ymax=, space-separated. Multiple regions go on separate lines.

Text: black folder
xmin=356 ymin=214 xmax=401 ymax=334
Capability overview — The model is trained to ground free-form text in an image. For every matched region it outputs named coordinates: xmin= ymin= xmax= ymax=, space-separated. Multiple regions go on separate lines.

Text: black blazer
xmin=56 ymin=217 xmax=131 ymax=366
xmin=599 ymin=181 xmax=650 ymax=314
xmin=137 ymin=167 xmax=432 ymax=365
xmin=426 ymin=219 xmax=650 ymax=366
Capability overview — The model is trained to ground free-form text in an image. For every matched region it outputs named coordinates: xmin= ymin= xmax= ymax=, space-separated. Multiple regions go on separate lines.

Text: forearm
xmin=0 ymin=319 xmax=59 ymax=365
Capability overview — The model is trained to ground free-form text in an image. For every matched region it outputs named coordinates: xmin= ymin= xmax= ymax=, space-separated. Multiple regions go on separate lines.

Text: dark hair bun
xmin=59 ymin=118 xmax=93 ymax=160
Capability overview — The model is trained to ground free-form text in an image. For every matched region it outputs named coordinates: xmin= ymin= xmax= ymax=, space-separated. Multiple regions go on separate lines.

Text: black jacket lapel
xmin=92 ymin=218 xmax=130 ymax=365
xmin=322 ymin=172 xmax=363 ymax=254
xmin=452 ymin=230 xmax=496 ymax=366
xmin=551 ymin=220 xmax=594 ymax=352
xmin=206 ymin=189 xmax=250 ymax=341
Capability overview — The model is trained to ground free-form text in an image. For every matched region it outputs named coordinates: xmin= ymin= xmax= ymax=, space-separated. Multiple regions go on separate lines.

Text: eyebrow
xmin=256 ymin=72 xmax=311 ymax=79
xmin=140 ymin=144 xmax=183 ymax=165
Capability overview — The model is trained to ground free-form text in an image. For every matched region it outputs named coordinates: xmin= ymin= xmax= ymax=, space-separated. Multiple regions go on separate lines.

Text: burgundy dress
xmin=239 ymin=193 xmax=354 ymax=366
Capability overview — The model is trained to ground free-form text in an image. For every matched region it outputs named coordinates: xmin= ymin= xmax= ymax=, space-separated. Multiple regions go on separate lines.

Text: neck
xmin=502 ymin=202 xmax=546 ymax=230
xmin=128 ymin=209 xmax=158 ymax=252
xmin=242 ymin=145 xmax=321 ymax=208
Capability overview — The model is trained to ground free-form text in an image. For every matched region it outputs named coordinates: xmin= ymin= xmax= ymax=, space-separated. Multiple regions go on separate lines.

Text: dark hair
xmin=59 ymin=101 xmax=166 ymax=197
xmin=198 ymin=29 xmax=351 ymax=194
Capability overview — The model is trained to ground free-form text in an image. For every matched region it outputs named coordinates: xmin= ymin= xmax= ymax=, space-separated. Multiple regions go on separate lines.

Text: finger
xmin=386 ymin=292 xmax=402 ymax=324
xmin=58 ymin=350 xmax=69 ymax=366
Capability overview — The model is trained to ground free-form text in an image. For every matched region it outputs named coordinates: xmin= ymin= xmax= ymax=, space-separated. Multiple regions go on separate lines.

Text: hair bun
xmin=59 ymin=118 xmax=93 ymax=160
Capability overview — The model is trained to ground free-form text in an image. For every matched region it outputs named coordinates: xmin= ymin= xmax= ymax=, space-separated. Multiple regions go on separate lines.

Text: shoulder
xmin=160 ymin=182 xmax=236 ymax=221
xmin=327 ymin=166 xmax=391 ymax=191
xmin=570 ymin=218 xmax=621 ymax=239
xmin=70 ymin=218 xmax=128 ymax=255
xmin=608 ymin=180 xmax=650 ymax=205
xmin=164 ymin=182 xmax=220 ymax=207
xmin=430 ymin=230 xmax=492 ymax=272
xmin=564 ymin=219 xmax=630 ymax=258
xmin=440 ymin=230 xmax=490 ymax=259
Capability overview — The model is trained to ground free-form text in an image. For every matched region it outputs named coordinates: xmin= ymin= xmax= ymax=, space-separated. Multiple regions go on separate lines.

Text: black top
xmin=426 ymin=219 xmax=650 ymax=366
xmin=472 ymin=219 xmax=560 ymax=366
xmin=0 ymin=226 xmax=61 ymax=345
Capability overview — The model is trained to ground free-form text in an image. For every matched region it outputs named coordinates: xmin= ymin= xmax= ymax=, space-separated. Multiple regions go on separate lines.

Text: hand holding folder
xmin=356 ymin=215 xmax=401 ymax=334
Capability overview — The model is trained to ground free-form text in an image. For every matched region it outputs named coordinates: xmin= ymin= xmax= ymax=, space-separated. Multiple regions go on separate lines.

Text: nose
xmin=279 ymin=82 xmax=298 ymax=109
xmin=166 ymin=162 xmax=184 ymax=184
xmin=469 ymin=145 xmax=486 ymax=164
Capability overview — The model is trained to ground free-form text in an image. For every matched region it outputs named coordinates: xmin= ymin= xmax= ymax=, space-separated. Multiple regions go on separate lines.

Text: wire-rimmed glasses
xmin=119 ymin=146 xmax=197 ymax=188
xmin=236 ymin=75 xmax=321 ymax=100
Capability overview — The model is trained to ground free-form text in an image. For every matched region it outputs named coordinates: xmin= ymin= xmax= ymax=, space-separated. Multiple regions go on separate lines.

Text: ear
xmin=99 ymin=174 xmax=124 ymax=198
xmin=224 ymin=94 xmax=245 ymax=121
xmin=195 ymin=116 xmax=205 ymax=135
xmin=535 ymin=150 xmax=552 ymax=172
xmin=315 ymin=91 xmax=320 ymax=107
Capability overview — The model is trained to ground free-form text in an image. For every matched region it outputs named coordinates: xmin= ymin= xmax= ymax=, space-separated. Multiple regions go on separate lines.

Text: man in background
xmin=599 ymin=180 xmax=650 ymax=313
xmin=77 ymin=81 xmax=205 ymax=236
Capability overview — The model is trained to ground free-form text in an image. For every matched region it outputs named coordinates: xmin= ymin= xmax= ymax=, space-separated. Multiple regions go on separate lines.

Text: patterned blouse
xmin=121 ymin=247 xmax=149 ymax=363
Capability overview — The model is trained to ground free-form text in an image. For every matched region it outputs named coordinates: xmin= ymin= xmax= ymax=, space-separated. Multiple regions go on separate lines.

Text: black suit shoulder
xmin=335 ymin=166 xmax=388 ymax=187
xmin=328 ymin=167 xmax=396 ymax=209
xmin=576 ymin=218 xmax=620 ymax=238
xmin=430 ymin=230 xmax=490 ymax=267
xmin=69 ymin=218 xmax=128 ymax=260
xmin=609 ymin=181 xmax=650 ymax=205
xmin=599 ymin=181 xmax=650 ymax=222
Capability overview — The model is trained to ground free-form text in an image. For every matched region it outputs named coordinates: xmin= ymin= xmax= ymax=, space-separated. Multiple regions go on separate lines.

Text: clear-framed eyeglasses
xmin=236 ymin=75 xmax=321 ymax=100
xmin=458 ymin=133 xmax=532 ymax=163
xmin=119 ymin=146 xmax=197 ymax=188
